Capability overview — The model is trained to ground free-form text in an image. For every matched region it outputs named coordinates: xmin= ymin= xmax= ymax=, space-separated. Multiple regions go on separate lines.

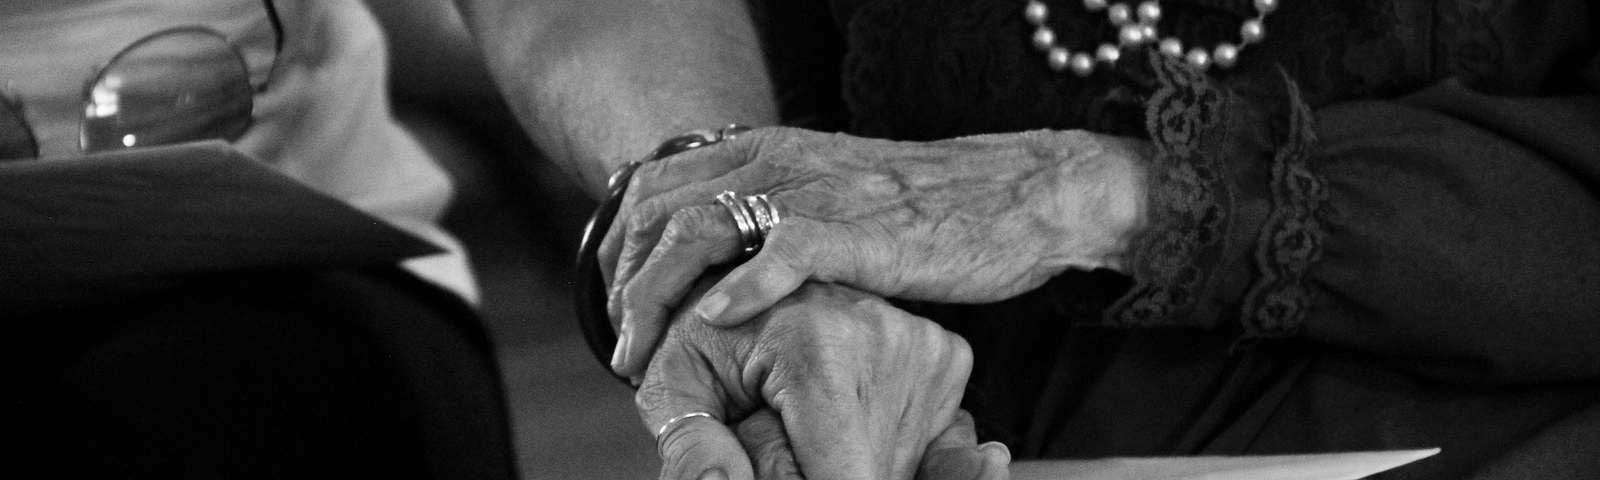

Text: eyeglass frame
xmin=0 ymin=0 xmax=284 ymax=160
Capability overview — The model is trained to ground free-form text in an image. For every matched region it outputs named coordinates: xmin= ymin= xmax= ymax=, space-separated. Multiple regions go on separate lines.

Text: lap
xmin=6 ymin=267 xmax=513 ymax=480
xmin=934 ymin=271 xmax=1600 ymax=479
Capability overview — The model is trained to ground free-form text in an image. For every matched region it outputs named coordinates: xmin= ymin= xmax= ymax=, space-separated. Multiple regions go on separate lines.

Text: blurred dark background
xmin=365 ymin=1 xmax=658 ymax=478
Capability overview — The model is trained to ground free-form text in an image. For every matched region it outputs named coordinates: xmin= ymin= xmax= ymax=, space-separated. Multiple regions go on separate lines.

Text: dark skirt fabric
xmin=753 ymin=0 xmax=1600 ymax=477
xmin=5 ymin=268 xmax=516 ymax=480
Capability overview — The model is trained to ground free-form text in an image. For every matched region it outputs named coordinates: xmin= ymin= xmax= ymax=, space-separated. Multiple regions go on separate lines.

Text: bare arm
xmin=454 ymin=0 xmax=779 ymax=198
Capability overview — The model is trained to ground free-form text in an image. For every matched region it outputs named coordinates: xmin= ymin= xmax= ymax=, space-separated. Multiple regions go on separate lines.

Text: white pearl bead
xmin=1029 ymin=0 xmax=1281 ymax=76
xmin=1240 ymin=19 xmax=1266 ymax=44
xmin=1032 ymin=27 xmax=1057 ymax=51
xmin=1119 ymin=24 xmax=1146 ymax=45
xmin=1070 ymin=52 xmax=1096 ymax=76
xmin=1025 ymin=1 xmax=1049 ymax=24
xmin=1159 ymin=37 xmax=1184 ymax=57
xmin=1107 ymin=3 xmax=1132 ymax=25
xmin=1097 ymin=43 xmax=1122 ymax=63
xmin=1213 ymin=43 xmax=1239 ymax=68
xmin=1047 ymin=47 xmax=1071 ymax=71
xmin=1136 ymin=1 xmax=1162 ymax=23
xmin=1186 ymin=48 xmax=1211 ymax=69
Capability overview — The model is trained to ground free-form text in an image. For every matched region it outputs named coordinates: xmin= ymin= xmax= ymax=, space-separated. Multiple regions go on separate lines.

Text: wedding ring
xmin=657 ymin=411 xmax=716 ymax=439
xmin=742 ymin=194 xmax=780 ymax=241
xmin=714 ymin=191 xmax=761 ymax=257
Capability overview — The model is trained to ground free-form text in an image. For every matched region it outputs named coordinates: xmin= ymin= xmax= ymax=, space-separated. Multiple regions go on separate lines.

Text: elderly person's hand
xmin=638 ymin=281 xmax=1003 ymax=480
xmin=732 ymin=408 xmax=1009 ymax=480
xmin=604 ymin=127 xmax=1151 ymax=376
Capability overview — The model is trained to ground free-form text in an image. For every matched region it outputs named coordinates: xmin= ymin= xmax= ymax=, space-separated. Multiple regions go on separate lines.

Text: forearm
xmin=455 ymin=0 xmax=779 ymax=198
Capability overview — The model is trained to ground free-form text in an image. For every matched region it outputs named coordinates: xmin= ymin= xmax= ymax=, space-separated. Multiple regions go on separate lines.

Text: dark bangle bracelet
xmin=573 ymin=125 xmax=752 ymax=384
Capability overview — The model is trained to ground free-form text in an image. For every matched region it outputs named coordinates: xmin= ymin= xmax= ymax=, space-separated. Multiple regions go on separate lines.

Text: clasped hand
xmin=638 ymin=281 xmax=1006 ymax=480
xmin=604 ymin=127 xmax=1149 ymax=376
xmin=609 ymin=127 xmax=1151 ymax=479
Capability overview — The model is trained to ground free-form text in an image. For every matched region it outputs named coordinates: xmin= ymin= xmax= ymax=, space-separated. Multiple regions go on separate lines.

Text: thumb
xmin=655 ymin=413 xmax=749 ymax=480
xmin=917 ymin=411 xmax=1011 ymax=480
xmin=637 ymin=341 xmax=754 ymax=480
xmin=694 ymin=218 xmax=840 ymax=328
xmin=735 ymin=409 xmax=804 ymax=480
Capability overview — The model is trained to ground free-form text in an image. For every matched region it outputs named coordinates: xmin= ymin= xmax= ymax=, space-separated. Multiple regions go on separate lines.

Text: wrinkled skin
xmin=603 ymin=127 xmax=1151 ymax=377
xmin=733 ymin=408 xmax=1010 ymax=480
xmin=638 ymin=282 xmax=1004 ymax=480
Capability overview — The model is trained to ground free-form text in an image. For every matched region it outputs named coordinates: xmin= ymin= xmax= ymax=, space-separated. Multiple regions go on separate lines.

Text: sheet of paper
xmin=1011 ymin=448 xmax=1440 ymax=480
xmin=0 ymin=141 xmax=438 ymax=315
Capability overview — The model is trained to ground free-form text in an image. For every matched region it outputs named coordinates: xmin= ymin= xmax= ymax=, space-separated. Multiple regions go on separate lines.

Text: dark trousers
xmin=6 ymin=268 xmax=515 ymax=480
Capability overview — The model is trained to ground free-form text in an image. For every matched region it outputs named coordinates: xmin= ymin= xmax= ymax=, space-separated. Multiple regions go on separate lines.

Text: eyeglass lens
xmin=80 ymin=28 xmax=253 ymax=153
xmin=0 ymin=94 xmax=39 ymax=162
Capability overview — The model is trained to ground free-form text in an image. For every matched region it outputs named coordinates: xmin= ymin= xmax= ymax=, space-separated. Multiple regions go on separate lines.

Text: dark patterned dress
xmin=749 ymin=0 xmax=1600 ymax=478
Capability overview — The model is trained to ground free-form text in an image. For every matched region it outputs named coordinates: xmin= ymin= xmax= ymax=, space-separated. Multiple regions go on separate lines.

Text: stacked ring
xmin=715 ymin=191 xmax=762 ymax=257
xmin=714 ymin=192 xmax=783 ymax=258
xmin=743 ymin=194 xmax=778 ymax=241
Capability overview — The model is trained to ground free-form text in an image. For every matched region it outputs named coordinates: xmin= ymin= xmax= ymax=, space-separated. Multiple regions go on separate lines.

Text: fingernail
xmin=610 ymin=326 xmax=631 ymax=371
xmin=695 ymin=292 xmax=729 ymax=323
xmin=979 ymin=441 xmax=1012 ymax=464
xmin=698 ymin=468 xmax=728 ymax=480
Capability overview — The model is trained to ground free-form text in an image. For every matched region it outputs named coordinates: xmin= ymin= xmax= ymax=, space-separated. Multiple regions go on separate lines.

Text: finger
xmin=771 ymin=386 xmax=876 ymax=480
xmin=917 ymin=412 xmax=1011 ymax=480
xmin=613 ymin=205 xmax=746 ymax=376
xmin=604 ymin=163 xmax=774 ymax=305
xmin=978 ymin=443 xmax=1012 ymax=480
xmin=693 ymin=218 xmax=834 ymax=328
xmin=599 ymin=154 xmax=706 ymax=286
xmin=655 ymin=413 xmax=748 ymax=480
xmin=735 ymin=409 xmax=804 ymax=480
xmin=769 ymin=302 xmax=975 ymax=480
xmin=598 ymin=131 xmax=764 ymax=287
xmin=637 ymin=341 xmax=754 ymax=480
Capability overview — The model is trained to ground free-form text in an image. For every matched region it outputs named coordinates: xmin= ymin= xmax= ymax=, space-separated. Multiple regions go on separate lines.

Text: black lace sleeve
xmin=1099 ymin=53 xmax=1327 ymax=338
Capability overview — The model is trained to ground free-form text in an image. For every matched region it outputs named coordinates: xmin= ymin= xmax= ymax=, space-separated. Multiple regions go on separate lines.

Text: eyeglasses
xmin=0 ymin=0 xmax=282 ymax=162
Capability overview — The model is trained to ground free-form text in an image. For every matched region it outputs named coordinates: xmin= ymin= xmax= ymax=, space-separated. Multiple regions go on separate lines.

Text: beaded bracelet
xmin=574 ymin=125 xmax=752 ymax=384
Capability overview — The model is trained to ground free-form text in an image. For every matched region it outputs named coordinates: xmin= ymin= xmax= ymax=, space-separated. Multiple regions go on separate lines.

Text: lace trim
xmin=1238 ymin=71 xmax=1327 ymax=337
xmin=1103 ymin=53 xmax=1231 ymax=327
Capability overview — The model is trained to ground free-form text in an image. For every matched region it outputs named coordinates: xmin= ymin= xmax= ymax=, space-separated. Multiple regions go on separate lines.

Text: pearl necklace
xmin=1024 ymin=0 xmax=1278 ymax=76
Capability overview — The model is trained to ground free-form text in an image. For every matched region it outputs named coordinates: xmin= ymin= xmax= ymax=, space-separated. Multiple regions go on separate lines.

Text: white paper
xmin=1011 ymin=448 xmax=1441 ymax=480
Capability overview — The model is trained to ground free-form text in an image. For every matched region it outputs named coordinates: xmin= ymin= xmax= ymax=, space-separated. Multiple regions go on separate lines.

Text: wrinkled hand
xmin=605 ymin=127 xmax=1151 ymax=376
xmin=639 ymin=282 xmax=987 ymax=480
xmin=733 ymin=408 xmax=1010 ymax=480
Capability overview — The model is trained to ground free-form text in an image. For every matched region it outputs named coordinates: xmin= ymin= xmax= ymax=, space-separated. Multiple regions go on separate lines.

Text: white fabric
xmin=0 ymin=0 xmax=478 ymax=303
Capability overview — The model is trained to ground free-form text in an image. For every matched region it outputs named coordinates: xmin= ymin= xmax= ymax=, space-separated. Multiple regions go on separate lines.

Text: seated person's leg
xmin=10 ymin=268 xmax=512 ymax=480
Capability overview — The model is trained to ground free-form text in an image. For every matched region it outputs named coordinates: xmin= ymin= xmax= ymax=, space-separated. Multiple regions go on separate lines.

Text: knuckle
xmin=628 ymin=160 xmax=665 ymax=193
xmin=617 ymin=283 xmax=671 ymax=323
xmin=623 ymin=203 xmax=661 ymax=239
xmin=740 ymin=126 xmax=782 ymax=150
xmin=661 ymin=208 xmax=708 ymax=243
xmin=634 ymin=378 xmax=672 ymax=415
xmin=661 ymin=207 xmax=734 ymax=261
xmin=733 ymin=126 xmax=797 ymax=166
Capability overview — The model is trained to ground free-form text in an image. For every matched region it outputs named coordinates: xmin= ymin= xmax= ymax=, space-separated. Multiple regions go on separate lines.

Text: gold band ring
xmin=656 ymin=411 xmax=716 ymax=440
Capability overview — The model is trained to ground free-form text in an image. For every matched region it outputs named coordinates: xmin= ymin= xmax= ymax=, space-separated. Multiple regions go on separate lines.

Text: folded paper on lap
xmin=1010 ymin=448 xmax=1440 ymax=480
xmin=0 ymin=140 xmax=438 ymax=315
